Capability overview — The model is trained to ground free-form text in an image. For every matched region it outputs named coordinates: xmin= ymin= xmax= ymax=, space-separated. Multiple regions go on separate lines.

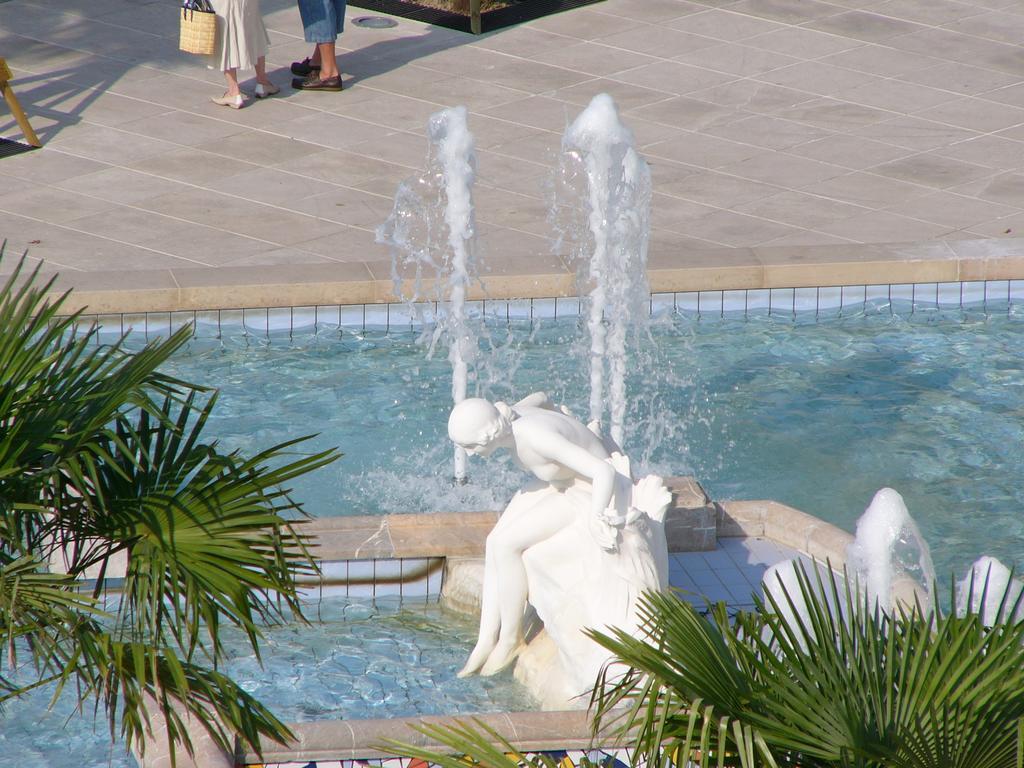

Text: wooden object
xmin=0 ymin=58 xmax=41 ymax=147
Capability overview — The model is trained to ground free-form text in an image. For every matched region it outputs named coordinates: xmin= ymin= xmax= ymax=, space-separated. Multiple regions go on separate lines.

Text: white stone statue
xmin=448 ymin=393 xmax=670 ymax=704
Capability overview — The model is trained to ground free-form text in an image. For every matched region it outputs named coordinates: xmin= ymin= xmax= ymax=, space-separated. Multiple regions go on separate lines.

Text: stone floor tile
xmin=897 ymin=61 xmax=1021 ymax=98
xmin=481 ymin=96 xmax=581 ymax=133
xmin=206 ymin=167 xmax=339 ymax=206
xmin=884 ymin=191 xmax=1018 ymax=229
xmin=128 ymin=147 xmax=261 ymax=186
xmin=722 ymin=152 xmax=847 ymax=188
xmin=299 ymin=187 xmax=396 ymax=231
xmin=962 ymin=212 xmax=1024 ymax=239
xmin=293 ymin=226 xmax=387 ymax=262
xmin=613 ymin=60 xmax=738 ymax=96
xmin=806 ymin=9 xmax=924 ymax=42
xmin=645 ymin=132 xmax=764 ymax=169
xmin=667 ymin=8 xmax=786 ymax=42
xmin=0 ymin=186 xmax=117 ymax=224
xmin=357 ymin=66 xmax=522 ymax=108
xmin=934 ymin=135 xmax=1024 ymax=172
xmin=757 ymin=61 xmax=883 ymax=96
xmin=816 ymin=43 xmax=940 ymax=77
xmin=802 ymin=171 xmax=932 ymax=208
xmin=529 ymin=42 xmax=661 ymax=78
xmin=676 ymin=208 xmax=802 ymax=247
xmin=980 ymin=83 xmax=1024 ymax=113
xmin=274 ymin=148 xmax=414 ymax=187
xmin=914 ymin=97 xmax=1024 ymax=134
xmin=481 ymin=131 xmax=561 ymax=166
xmin=525 ymin=7 xmax=647 ymax=40
xmin=273 ymin=111 xmax=392 ymax=151
xmin=745 ymin=25 xmax=864 ymax=58
xmin=950 ymin=172 xmax=1024 ymax=208
xmin=737 ymin=190 xmax=868 ymax=229
xmin=658 ymin=169 xmax=783 ymax=208
xmin=595 ymin=0 xmax=706 ymax=23
xmin=784 ymin=134 xmax=911 ymax=170
xmin=728 ymin=0 xmax=845 ymax=24
xmin=220 ymin=246 xmax=336 ymax=267
xmin=46 ymin=123 xmax=179 ymax=165
xmin=871 ymin=154 xmax=994 ymax=190
xmin=597 ymin=24 xmax=721 ymax=59
xmin=119 ymin=110 xmax=247 ymax=147
xmin=472 ymin=27 xmax=581 ymax=59
xmin=870 ymin=0 xmax=985 ymax=25
xmin=851 ymin=116 xmax=980 ymax=151
xmin=706 ymin=114 xmax=831 ymax=150
xmin=688 ymin=80 xmax=817 ymax=114
xmin=341 ymin=130 xmax=440 ymax=169
xmin=777 ymin=100 xmax=893 ymax=132
xmin=68 ymin=206 xmax=202 ymax=247
xmin=674 ymin=43 xmax=800 ymax=78
xmin=943 ymin=10 xmax=1024 ymax=47
xmin=834 ymin=79 xmax=958 ymax=114
xmin=815 ymin=210 xmax=956 ymax=242
xmin=195 ymin=130 xmax=323 ymax=165
xmin=650 ymin=194 xmax=723 ymax=231
xmin=0 ymin=146 xmax=110 ymax=184
xmin=551 ymin=79 xmax=676 ymax=112
xmin=473 ymin=187 xmax=551 ymax=237
xmin=318 ymin=89 xmax=443 ymax=132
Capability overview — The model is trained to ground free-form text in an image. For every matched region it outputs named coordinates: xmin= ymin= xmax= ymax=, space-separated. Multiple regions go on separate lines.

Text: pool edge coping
xmin=41 ymin=236 xmax=1024 ymax=315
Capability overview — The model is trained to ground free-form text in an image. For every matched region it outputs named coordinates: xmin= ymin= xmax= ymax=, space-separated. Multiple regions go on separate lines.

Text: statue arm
xmin=518 ymin=426 xmax=617 ymax=523
xmin=514 ymin=391 xmax=553 ymax=410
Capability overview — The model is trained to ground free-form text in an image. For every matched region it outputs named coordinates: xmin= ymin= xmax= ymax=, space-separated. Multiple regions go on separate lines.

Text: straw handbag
xmin=179 ymin=1 xmax=217 ymax=56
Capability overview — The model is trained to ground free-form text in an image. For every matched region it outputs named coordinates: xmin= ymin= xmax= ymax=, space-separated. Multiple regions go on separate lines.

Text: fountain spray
xmin=555 ymin=94 xmax=652 ymax=448
xmin=846 ymin=487 xmax=936 ymax=612
xmin=378 ymin=106 xmax=479 ymax=483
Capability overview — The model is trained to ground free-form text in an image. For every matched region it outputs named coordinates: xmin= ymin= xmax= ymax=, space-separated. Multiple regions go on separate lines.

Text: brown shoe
xmin=292 ymin=73 xmax=343 ymax=91
xmin=290 ymin=57 xmax=320 ymax=76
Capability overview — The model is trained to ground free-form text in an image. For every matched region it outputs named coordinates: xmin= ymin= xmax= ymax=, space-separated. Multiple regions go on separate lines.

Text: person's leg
xmin=223 ymin=68 xmax=241 ymax=96
xmin=255 ymin=56 xmax=270 ymax=86
xmin=212 ymin=67 xmax=246 ymax=107
xmin=316 ymin=41 xmax=338 ymax=79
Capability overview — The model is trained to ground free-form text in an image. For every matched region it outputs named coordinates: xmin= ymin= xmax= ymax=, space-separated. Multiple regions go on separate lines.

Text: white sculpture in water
xmin=448 ymin=393 xmax=670 ymax=704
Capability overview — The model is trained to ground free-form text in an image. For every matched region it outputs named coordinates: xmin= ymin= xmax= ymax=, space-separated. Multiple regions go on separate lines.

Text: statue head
xmin=448 ymin=398 xmax=512 ymax=457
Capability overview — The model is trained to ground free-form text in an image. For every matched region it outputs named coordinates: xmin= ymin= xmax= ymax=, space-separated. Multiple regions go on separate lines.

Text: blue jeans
xmin=298 ymin=0 xmax=345 ymax=43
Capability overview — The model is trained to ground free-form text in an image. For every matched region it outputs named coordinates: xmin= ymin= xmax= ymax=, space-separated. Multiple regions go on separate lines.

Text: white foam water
xmin=846 ymin=487 xmax=936 ymax=612
xmin=378 ymin=106 xmax=479 ymax=481
xmin=956 ymin=555 xmax=1024 ymax=625
xmin=554 ymin=93 xmax=653 ymax=447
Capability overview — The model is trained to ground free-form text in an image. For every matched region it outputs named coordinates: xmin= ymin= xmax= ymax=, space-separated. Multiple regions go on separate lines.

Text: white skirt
xmin=208 ymin=0 xmax=270 ymax=72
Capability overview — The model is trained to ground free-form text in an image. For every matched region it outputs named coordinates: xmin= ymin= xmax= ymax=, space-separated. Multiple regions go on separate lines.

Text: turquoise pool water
xmin=0 ymin=596 xmax=534 ymax=768
xmin=153 ymin=301 xmax=1024 ymax=580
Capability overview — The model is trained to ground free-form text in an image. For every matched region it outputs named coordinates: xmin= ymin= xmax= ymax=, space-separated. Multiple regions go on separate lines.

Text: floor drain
xmin=352 ymin=15 xmax=398 ymax=28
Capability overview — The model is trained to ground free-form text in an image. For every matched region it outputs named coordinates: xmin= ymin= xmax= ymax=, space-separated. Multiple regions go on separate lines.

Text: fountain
xmin=553 ymin=93 xmax=653 ymax=447
xmin=956 ymin=556 xmax=1024 ymax=626
xmin=378 ymin=105 xmax=480 ymax=483
xmin=845 ymin=487 xmax=936 ymax=612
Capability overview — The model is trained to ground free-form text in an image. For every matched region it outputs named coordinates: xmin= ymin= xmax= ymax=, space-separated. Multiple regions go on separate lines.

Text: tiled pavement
xmin=671 ymin=535 xmax=803 ymax=611
xmin=2 ymin=0 xmax=1024 ymax=288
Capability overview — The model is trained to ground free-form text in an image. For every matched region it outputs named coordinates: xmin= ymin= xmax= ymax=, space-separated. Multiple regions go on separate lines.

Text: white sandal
xmin=254 ymin=83 xmax=280 ymax=98
xmin=211 ymin=92 xmax=246 ymax=109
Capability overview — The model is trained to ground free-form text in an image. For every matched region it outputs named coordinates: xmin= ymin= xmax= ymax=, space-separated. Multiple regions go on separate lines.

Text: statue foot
xmin=479 ymin=640 xmax=521 ymax=676
xmin=457 ymin=641 xmax=495 ymax=678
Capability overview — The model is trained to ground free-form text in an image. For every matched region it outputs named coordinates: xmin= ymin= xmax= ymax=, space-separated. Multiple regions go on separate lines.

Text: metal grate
xmin=0 ymin=137 xmax=37 ymax=160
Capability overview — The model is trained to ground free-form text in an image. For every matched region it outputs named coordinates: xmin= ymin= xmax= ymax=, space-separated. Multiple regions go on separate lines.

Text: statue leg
xmin=479 ymin=496 xmax=575 ymax=676
xmin=457 ymin=545 xmax=501 ymax=677
xmin=458 ymin=488 xmax=543 ymax=677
